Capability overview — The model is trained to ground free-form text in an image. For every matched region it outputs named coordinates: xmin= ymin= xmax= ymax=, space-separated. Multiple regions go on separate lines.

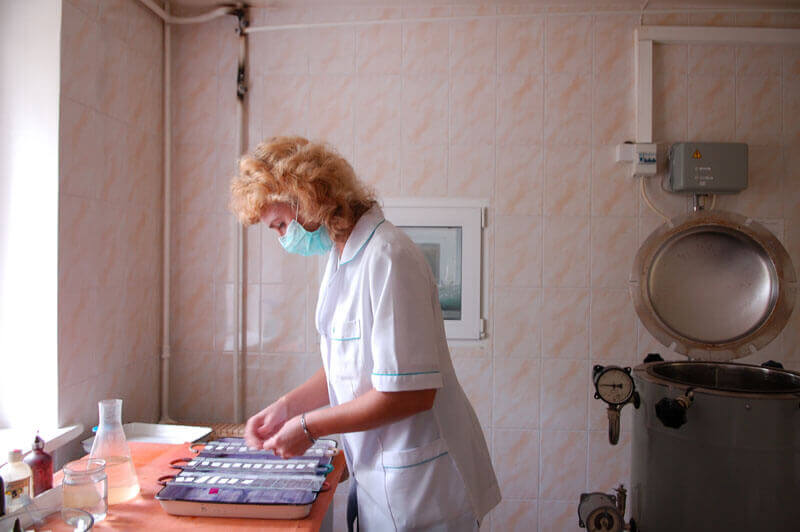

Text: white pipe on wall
xmin=160 ymin=0 xmax=175 ymax=424
xmin=243 ymin=7 xmax=800 ymax=34
xmin=136 ymin=0 xmax=237 ymax=423
xmin=138 ymin=0 xmax=232 ymax=24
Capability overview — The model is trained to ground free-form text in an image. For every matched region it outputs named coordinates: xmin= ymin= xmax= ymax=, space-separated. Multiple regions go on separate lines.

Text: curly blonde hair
xmin=230 ymin=136 xmax=377 ymax=242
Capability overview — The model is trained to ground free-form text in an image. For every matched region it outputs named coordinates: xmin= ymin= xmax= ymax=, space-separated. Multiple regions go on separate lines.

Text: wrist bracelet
xmin=300 ymin=412 xmax=316 ymax=444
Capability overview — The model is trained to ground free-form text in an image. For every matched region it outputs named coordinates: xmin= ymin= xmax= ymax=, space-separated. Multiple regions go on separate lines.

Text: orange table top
xmin=40 ymin=442 xmax=345 ymax=531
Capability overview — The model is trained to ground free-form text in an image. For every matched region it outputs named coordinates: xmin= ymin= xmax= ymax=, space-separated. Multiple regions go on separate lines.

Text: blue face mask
xmin=279 ymin=219 xmax=333 ymax=256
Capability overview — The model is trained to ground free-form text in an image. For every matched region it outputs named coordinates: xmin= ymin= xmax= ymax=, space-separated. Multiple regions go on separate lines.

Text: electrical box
xmin=634 ymin=143 xmax=657 ymax=177
xmin=668 ymin=142 xmax=748 ymax=193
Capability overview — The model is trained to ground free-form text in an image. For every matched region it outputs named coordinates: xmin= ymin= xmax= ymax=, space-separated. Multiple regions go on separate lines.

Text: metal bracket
xmin=234 ymin=7 xmax=249 ymax=100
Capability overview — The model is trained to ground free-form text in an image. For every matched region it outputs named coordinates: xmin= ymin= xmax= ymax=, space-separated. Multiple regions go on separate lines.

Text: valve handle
xmin=643 ymin=353 xmax=663 ymax=363
xmin=655 ymin=392 xmax=693 ymax=429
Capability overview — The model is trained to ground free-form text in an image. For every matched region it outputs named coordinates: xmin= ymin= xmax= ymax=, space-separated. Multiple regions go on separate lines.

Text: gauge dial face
xmin=595 ymin=367 xmax=634 ymax=405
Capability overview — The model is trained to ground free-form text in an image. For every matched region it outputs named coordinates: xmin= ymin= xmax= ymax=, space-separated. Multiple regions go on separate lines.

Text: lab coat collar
xmin=338 ymin=204 xmax=385 ymax=266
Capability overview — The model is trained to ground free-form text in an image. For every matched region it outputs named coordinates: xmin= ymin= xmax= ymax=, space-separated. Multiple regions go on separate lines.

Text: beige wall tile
xmin=496 ymin=144 xmax=544 ymax=216
xmin=451 ymin=74 xmax=496 ymax=145
xmin=689 ymin=44 xmax=735 ymax=77
xmin=591 ymin=146 xmax=637 ymax=217
xmin=495 ymin=215 xmax=543 ymax=288
xmin=539 ymin=430 xmax=587 ymax=500
xmin=61 ymin=2 xmax=99 ymax=107
xmin=355 ymin=143 xmax=401 ymax=196
xmin=543 ymin=216 xmax=589 ymax=287
xmin=735 ymin=76 xmax=781 ymax=145
xmin=687 ymin=75 xmax=735 ymax=142
xmin=542 ymin=288 xmax=589 ymax=359
xmin=494 ymin=358 xmax=540 ymax=429
xmin=544 ymin=145 xmax=590 ymax=216
xmin=497 ymin=74 xmax=544 ymax=145
xmin=545 ymin=73 xmax=592 ymax=146
xmin=588 ymin=430 xmax=631 ymax=490
xmin=783 ymin=81 xmax=800 ymax=145
xmin=591 ymin=217 xmax=637 ymax=288
xmin=493 ymin=430 xmax=539 ymax=498
xmin=403 ymin=21 xmax=449 ymax=74
xmin=357 ymin=24 xmax=402 ymax=74
xmin=590 ymin=289 xmax=637 ymax=359
xmin=538 ymin=501 xmax=576 ymax=532
xmin=540 ymin=360 xmax=589 ymax=430
xmin=498 ymin=17 xmax=544 ymax=75
xmin=737 ymin=45 xmax=781 ymax=78
xmin=261 ymin=284 xmax=308 ymax=353
xmin=452 ymin=355 xmax=492 ymax=429
xmin=401 ymin=75 xmax=448 ymax=146
xmin=451 ymin=19 xmax=496 ymax=75
xmin=494 ymin=287 xmax=541 ymax=358
xmin=594 ymin=15 xmax=636 ymax=78
xmin=491 ymin=499 xmax=538 ymax=532
xmin=401 ymin=144 xmax=448 ymax=195
xmin=448 ymin=143 xmax=494 ymax=198
xmin=355 ymin=76 xmax=401 ymax=147
xmin=546 ymin=14 xmax=592 ymax=75
xmin=309 ymin=27 xmax=355 ymax=75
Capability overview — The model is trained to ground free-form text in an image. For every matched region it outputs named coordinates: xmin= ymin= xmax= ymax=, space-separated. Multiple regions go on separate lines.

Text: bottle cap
xmin=8 ymin=449 xmax=22 ymax=462
xmin=32 ymin=434 xmax=45 ymax=451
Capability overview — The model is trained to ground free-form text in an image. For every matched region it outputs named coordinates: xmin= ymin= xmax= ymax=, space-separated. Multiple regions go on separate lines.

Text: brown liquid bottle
xmin=23 ymin=434 xmax=53 ymax=496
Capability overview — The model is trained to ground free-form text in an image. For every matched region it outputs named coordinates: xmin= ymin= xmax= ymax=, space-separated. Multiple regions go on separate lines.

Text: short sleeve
xmin=368 ymin=240 xmax=444 ymax=392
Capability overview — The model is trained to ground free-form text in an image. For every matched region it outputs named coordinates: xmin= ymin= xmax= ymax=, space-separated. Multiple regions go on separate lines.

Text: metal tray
xmin=155 ymin=438 xmax=337 ymax=520
xmin=82 ymin=422 xmax=212 ymax=453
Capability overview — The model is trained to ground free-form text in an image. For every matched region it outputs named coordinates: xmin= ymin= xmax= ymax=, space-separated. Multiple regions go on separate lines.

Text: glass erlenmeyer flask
xmin=89 ymin=399 xmax=140 ymax=504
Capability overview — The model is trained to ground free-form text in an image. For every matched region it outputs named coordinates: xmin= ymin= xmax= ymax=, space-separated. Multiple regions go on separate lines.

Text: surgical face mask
xmin=279 ymin=219 xmax=333 ymax=256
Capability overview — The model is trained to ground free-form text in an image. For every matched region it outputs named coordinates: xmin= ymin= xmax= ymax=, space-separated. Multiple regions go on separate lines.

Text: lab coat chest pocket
xmin=329 ymin=315 xmax=362 ymax=381
xmin=382 ymin=438 xmax=471 ymax=529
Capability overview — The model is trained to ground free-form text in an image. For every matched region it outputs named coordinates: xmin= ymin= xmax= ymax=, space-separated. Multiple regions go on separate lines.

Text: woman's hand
xmin=262 ymin=415 xmax=313 ymax=459
xmin=244 ymin=397 xmax=290 ymax=450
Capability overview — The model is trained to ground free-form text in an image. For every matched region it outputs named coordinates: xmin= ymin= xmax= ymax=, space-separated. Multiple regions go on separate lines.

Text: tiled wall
xmin=169 ymin=3 xmax=800 ymax=531
xmin=58 ymin=0 xmax=163 ymax=448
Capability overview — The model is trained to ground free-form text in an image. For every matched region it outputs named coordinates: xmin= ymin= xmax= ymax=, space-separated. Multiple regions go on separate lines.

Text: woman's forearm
xmin=304 ymin=388 xmax=436 ymax=439
xmin=281 ymin=367 xmax=330 ymax=417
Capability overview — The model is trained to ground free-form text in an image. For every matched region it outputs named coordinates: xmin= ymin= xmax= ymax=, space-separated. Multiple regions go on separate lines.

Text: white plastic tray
xmin=82 ymin=423 xmax=212 ymax=453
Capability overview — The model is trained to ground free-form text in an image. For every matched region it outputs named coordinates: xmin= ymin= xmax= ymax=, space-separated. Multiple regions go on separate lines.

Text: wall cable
xmin=640 ymin=177 xmax=672 ymax=226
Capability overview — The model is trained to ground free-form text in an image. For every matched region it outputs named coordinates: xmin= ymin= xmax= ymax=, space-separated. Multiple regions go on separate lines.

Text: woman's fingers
xmin=244 ymin=413 xmax=265 ymax=449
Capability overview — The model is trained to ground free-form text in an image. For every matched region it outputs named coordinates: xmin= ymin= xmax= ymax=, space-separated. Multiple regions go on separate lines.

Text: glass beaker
xmin=88 ymin=399 xmax=140 ymax=504
xmin=61 ymin=507 xmax=95 ymax=531
xmin=63 ymin=458 xmax=107 ymax=522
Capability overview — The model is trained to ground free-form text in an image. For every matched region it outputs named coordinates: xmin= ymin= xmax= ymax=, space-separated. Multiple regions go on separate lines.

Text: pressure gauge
xmin=592 ymin=365 xmax=639 ymax=445
xmin=593 ymin=366 xmax=634 ymax=406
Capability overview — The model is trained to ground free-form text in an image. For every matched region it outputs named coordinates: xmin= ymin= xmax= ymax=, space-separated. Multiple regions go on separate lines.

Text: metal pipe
xmin=160 ymin=0 xmax=175 ymax=424
xmin=233 ymin=7 xmax=249 ymax=423
xmin=244 ymin=7 xmax=800 ymax=34
xmin=137 ymin=0 xmax=233 ymax=24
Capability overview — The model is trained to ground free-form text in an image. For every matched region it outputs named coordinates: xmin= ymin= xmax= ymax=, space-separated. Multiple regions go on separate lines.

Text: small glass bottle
xmin=23 ymin=433 xmax=53 ymax=496
xmin=63 ymin=458 xmax=107 ymax=522
xmin=89 ymin=399 xmax=140 ymax=504
xmin=1 ymin=450 xmax=32 ymax=513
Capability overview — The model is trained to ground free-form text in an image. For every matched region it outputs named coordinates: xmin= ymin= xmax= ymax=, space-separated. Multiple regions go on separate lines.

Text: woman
xmin=230 ymin=137 xmax=500 ymax=531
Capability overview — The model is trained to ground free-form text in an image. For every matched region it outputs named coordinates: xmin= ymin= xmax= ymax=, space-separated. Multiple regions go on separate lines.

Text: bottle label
xmin=5 ymin=477 xmax=30 ymax=501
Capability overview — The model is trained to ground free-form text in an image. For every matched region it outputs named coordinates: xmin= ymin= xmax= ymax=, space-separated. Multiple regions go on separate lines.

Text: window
xmin=382 ymin=198 xmax=486 ymax=340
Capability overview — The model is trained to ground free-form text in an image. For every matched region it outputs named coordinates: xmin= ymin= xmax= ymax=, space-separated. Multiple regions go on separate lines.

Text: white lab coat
xmin=316 ymin=206 xmax=501 ymax=531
